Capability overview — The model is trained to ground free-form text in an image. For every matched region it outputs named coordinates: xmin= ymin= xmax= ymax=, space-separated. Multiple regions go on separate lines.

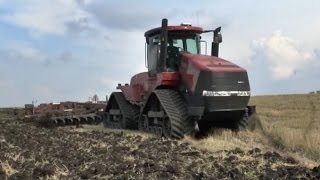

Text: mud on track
xmin=0 ymin=116 xmax=320 ymax=179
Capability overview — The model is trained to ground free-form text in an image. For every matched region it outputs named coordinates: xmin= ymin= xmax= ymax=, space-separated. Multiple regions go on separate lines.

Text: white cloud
xmin=0 ymin=41 xmax=78 ymax=65
xmin=1 ymin=0 xmax=91 ymax=35
xmin=1 ymin=42 xmax=47 ymax=62
xmin=16 ymin=46 xmax=46 ymax=61
xmin=252 ymin=30 xmax=315 ymax=80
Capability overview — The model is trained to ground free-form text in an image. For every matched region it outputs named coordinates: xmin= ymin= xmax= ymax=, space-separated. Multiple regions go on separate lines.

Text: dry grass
xmin=184 ymin=130 xmax=269 ymax=152
xmin=249 ymin=94 xmax=320 ymax=162
xmin=184 ymin=94 xmax=320 ymax=166
xmin=0 ymin=161 xmax=17 ymax=177
xmin=0 ymin=108 xmax=24 ymax=121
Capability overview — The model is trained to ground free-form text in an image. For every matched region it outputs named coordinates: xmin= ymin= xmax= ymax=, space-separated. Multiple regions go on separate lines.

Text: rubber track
xmin=153 ymin=89 xmax=194 ymax=138
xmin=108 ymin=92 xmax=139 ymax=129
xmin=236 ymin=110 xmax=249 ymax=131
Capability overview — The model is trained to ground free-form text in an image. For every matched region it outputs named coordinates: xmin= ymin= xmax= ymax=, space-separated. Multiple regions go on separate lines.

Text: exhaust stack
xmin=211 ymin=27 xmax=222 ymax=57
xmin=159 ymin=18 xmax=168 ymax=72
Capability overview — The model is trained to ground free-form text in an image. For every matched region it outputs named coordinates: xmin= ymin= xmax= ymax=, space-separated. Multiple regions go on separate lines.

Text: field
xmin=0 ymin=94 xmax=320 ymax=179
xmin=250 ymin=94 xmax=320 ymax=161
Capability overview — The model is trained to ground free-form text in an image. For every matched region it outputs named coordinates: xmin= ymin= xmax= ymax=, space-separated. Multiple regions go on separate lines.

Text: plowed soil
xmin=0 ymin=114 xmax=319 ymax=179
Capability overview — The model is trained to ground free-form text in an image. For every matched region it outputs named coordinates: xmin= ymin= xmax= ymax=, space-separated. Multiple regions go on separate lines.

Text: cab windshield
xmin=168 ymin=33 xmax=200 ymax=54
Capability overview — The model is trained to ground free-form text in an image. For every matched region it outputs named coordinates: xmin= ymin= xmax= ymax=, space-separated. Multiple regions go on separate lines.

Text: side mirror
xmin=215 ymin=33 xmax=222 ymax=43
xmin=213 ymin=27 xmax=222 ymax=43
xmin=146 ymin=37 xmax=149 ymax=44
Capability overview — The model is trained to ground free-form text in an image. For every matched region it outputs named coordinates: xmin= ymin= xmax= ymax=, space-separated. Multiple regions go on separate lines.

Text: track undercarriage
xmin=104 ymin=92 xmax=139 ymax=130
xmin=105 ymin=90 xmax=194 ymax=138
xmin=103 ymin=89 xmax=255 ymax=139
xmin=104 ymin=89 xmax=253 ymax=138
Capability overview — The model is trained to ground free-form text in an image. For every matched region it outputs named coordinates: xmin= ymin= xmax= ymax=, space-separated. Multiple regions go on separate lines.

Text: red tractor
xmin=104 ymin=19 xmax=255 ymax=138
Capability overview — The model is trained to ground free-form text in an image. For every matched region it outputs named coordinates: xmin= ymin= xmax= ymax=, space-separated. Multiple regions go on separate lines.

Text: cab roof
xmin=144 ymin=25 xmax=203 ymax=37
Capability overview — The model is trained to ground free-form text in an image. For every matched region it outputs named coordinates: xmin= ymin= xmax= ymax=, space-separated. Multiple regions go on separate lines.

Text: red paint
xmin=179 ymin=53 xmax=246 ymax=93
xmin=118 ymin=72 xmax=180 ymax=102
xmin=179 ymin=59 xmax=200 ymax=92
xmin=119 ymin=53 xmax=247 ymax=101
xmin=157 ymin=72 xmax=180 ymax=86
xmin=182 ymin=53 xmax=246 ymax=72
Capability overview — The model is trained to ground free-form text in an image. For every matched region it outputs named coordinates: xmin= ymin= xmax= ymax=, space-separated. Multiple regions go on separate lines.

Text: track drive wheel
xmin=142 ymin=89 xmax=195 ymax=139
xmin=235 ymin=110 xmax=257 ymax=131
xmin=162 ymin=116 xmax=171 ymax=137
xmin=104 ymin=92 xmax=139 ymax=130
xmin=138 ymin=115 xmax=149 ymax=131
xmin=103 ymin=112 xmax=110 ymax=128
xmin=236 ymin=115 xmax=248 ymax=131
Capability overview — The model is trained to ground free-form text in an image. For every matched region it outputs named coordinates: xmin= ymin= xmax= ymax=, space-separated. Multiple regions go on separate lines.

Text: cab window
xmin=168 ymin=33 xmax=200 ymax=54
xmin=147 ymin=35 xmax=160 ymax=75
xmin=186 ymin=38 xmax=198 ymax=54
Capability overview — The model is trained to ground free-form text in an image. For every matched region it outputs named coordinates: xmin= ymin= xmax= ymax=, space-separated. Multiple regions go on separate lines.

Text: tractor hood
xmin=179 ymin=52 xmax=250 ymax=95
xmin=179 ymin=53 xmax=251 ymax=111
xmin=180 ymin=53 xmax=246 ymax=73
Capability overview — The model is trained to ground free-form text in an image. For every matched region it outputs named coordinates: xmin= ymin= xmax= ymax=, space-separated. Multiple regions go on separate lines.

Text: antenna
xmin=196 ymin=11 xmax=199 ymax=26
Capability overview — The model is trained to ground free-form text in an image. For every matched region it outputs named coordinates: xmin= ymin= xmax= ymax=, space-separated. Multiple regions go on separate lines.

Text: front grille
xmin=204 ymin=96 xmax=249 ymax=111
xmin=195 ymin=71 xmax=250 ymax=92
xmin=195 ymin=71 xmax=251 ymax=111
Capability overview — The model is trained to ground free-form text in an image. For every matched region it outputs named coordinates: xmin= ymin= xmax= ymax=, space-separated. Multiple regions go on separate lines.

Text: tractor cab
xmin=166 ymin=31 xmax=201 ymax=71
xmin=144 ymin=22 xmax=203 ymax=75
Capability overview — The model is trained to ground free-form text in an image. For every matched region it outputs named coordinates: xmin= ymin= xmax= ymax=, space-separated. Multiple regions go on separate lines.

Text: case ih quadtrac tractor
xmin=104 ymin=19 xmax=255 ymax=138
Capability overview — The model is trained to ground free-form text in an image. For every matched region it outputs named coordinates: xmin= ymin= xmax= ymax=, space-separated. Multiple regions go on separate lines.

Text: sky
xmin=0 ymin=0 xmax=320 ymax=107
